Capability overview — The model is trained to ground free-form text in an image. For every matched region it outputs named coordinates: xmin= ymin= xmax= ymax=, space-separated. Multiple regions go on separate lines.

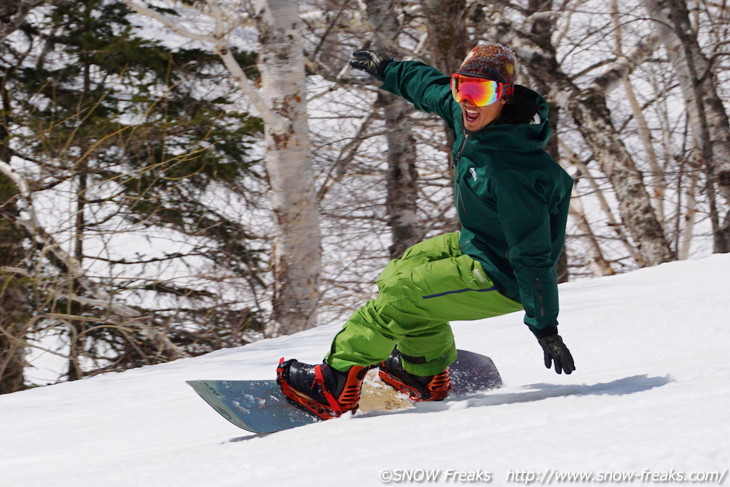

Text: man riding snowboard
xmin=277 ymin=44 xmax=576 ymax=420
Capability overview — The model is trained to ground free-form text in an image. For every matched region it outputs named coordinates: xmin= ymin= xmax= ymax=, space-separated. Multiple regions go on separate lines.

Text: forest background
xmin=1 ymin=0 xmax=728 ymax=393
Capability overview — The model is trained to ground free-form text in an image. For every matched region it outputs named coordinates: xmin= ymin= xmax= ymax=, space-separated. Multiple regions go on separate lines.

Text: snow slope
xmin=2 ymin=255 xmax=729 ymax=487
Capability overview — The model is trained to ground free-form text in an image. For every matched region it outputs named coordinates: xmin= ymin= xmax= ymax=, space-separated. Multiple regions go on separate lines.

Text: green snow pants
xmin=325 ymin=232 xmax=523 ymax=376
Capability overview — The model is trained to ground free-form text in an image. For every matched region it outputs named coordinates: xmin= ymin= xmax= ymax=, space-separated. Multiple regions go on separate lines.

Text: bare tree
xmin=421 ymin=0 xmax=469 ymax=173
xmin=640 ymin=0 xmax=730 ymax=253
xmin=361 ymin=0 xmax=421 ymax=258
xmin=421 ymin=0 xmax=469 ymax=74
xmin=0 ymin=0 xmax=43 ymax=42
xmin=484 ymin=5 xmax=676 ymax=267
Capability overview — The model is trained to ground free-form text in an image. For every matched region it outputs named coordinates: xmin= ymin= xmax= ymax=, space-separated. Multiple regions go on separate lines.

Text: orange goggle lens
xmin=450 ymin=74 xmax=513 ymax=107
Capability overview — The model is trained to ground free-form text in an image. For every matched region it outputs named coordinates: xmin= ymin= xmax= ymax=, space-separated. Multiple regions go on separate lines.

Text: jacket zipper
xmin=453 ymin=130 xmax=470 ymax=169
xmin=536 ymin=277 xmax=545 ymax=317
xmin=454 ymin=130 xmax=470 ymax=214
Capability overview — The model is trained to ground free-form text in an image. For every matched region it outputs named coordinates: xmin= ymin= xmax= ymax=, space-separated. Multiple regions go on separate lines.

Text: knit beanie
xmin=458 ymin=44 xmax=517 ymax=84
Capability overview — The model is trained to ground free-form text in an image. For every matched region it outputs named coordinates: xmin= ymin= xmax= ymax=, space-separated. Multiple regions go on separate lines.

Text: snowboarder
xmin=277 ymin=44 xmax=576 ymax=420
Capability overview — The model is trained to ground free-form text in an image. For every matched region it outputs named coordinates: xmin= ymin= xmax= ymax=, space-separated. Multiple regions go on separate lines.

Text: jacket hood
xmin=455 ymin=85 xmax=552 ymax=152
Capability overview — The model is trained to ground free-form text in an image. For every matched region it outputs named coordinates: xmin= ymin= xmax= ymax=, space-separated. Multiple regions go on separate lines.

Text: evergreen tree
xmin=0 ymin=0 xmax=266 ymax=388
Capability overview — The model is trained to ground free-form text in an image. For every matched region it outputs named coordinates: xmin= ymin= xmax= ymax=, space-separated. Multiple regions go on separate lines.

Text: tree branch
xmin=0 ymin=0 xmax=44 ymax=43
xmin=589 ymin=33 xmax=661 ymax=94
xmin=122 ymin=0 xmax=289 ymax=133
xmin=122 ymin=0 xmax=217 ymax=43
xmin=0 ymin=159 xmax=184 ymax=360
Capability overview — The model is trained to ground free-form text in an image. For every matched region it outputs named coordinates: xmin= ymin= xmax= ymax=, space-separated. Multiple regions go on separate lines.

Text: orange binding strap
xmin=313 ymin=364 xmax=342 ymax=417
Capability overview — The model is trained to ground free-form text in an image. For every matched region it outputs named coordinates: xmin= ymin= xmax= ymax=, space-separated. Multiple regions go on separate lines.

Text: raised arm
xmin=350 ymin=50 xmax=456 ymax=129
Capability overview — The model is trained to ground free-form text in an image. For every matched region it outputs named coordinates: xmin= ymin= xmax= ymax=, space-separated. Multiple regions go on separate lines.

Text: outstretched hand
xmin=349 ymin=50 xmax=393 ymax=81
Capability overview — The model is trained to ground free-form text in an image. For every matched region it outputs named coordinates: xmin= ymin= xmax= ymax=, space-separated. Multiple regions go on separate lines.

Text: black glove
xmin=349 ymin=50 xmax=393 ymax=81
xmin=538 ymin=334 xmax=575 ymax=375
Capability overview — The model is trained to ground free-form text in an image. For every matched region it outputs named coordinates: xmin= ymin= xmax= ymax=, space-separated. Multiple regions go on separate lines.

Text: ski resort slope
xmin=2 ymin=255 xmax=729 ymax=487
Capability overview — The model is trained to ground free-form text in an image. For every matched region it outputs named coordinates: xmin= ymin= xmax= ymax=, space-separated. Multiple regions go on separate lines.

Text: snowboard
xmin=187 ymin=349 xmax=501 ymax=434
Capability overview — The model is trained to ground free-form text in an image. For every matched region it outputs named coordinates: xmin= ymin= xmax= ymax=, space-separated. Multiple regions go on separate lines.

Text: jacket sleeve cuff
xmin=527 ymin=324 xmax=558 ymax=339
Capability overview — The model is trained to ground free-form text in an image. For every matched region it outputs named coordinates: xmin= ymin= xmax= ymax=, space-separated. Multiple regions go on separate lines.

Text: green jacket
xmin=380 ymin=61 xmax=573 ymax=331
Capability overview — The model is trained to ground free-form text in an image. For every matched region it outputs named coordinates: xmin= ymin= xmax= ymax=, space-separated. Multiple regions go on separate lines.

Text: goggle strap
xmin=500 ymin=83 xmax=514 ymax=99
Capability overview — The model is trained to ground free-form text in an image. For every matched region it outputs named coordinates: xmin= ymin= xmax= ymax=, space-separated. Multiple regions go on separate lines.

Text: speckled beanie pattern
xmin=458 ymin=44 xmax=517 ymax=84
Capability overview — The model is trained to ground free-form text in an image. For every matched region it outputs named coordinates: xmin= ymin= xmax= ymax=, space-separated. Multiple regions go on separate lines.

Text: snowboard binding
xmin=276 ymin=358 xmax=370 ymax=420
xmin=378 ymin=349 xmax=452 ymax=401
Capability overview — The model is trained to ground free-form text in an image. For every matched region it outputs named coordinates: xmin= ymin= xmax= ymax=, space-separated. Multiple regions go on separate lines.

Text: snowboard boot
xmin=276 ymin=358 xmax=369 ymax=420
xmin=378 ymin=349 xmax=452 ymax=401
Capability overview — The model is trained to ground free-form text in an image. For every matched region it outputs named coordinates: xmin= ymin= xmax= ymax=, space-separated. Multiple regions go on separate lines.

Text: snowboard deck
xmin=187 ymin=349 xmax=501 ymax=434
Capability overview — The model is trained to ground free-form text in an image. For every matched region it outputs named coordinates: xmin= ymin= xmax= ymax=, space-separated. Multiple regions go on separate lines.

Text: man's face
xmin=460 ymin=98 xmax=506 ymax=132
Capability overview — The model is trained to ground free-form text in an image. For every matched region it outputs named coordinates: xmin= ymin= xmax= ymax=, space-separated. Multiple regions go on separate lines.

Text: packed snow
xmin=2 ymin=255 xmax=729 ymax=486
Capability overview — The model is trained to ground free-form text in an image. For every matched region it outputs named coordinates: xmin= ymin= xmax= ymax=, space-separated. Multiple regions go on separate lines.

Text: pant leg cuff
xmin=399 ymin=346 xmax=457 ymax=376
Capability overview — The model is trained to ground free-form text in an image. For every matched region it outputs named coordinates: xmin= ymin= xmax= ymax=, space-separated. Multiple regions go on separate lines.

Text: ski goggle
xmin=450 ymin=73 xmax=514 ymax=107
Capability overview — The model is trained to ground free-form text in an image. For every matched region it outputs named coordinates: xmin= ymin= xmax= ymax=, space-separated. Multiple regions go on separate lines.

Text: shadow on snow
xmin=364 ymin=374 xmax=673 ymax=417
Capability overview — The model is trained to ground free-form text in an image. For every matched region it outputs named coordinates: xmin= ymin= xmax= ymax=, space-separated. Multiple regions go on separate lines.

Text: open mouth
xmin=464 ymin=108 xmax=479 ymax=123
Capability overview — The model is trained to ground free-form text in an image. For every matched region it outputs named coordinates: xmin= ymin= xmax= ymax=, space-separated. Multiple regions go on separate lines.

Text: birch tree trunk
xmin=380 ymin=93 xmax=420 ymax=258
xmin=121 ymin=0 xmax=321 ymax=335
xmin=569 ymin=80 xmax=676 ymax=266
xmin=678 ymin=166 xmax=699 ymax=260
xmin=640 ymin=0 xmax=730 ymax=253
xmin=611 ymin=0 xmax=666 ymax=229
xmin=253 ymin=0 xmax=321 ymax=335
xmin=421 ymin=0 xmax=468 ymax=75
xmin=364 ymin=0 xmax=420 ymax=258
